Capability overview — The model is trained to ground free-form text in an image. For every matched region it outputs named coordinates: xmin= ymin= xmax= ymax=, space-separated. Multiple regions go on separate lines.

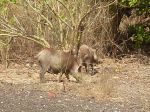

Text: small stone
xmin=26 ymin=63 xmax=30 ymax=67
xmin=43 ymin=105 xmax=46 ymax=107
xmin=58 ymin=100 xmax=61 ymax=103
xmin=40 ymin=96 xmax=43 ymax=98
xmin=33 ymin=64 xmax=37 ymax=67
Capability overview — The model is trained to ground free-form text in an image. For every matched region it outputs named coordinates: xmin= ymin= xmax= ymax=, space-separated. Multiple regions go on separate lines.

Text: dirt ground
xmin=0 ymin=56 xmax=150 ymax=112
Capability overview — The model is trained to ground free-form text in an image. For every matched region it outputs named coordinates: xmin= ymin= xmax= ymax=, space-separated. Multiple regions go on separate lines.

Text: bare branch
xmin=26 ymin=0 xmax=53 ymax=29
xmin=0 ymin=16 xmax=20 ymax=33
xmin=55 ymin=0 xmax=74 ymax=25
xmin=76 ymin=0 xmax=117 ymax=55
xmin=13 ymin=15 xmax=26 ymax=34
xmin=45 ymin=1 xmax=73 ymax=30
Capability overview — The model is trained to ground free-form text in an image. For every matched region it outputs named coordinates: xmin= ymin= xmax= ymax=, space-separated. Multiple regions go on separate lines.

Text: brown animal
xmin=78 ymin=44 xmax=98 ymax=75
xmin=36 ymin=48 xmax=80 ymax=83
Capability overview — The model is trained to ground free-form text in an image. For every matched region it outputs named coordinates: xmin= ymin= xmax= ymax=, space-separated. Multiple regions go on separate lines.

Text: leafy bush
xmin=120 ymin=0 xmax=150 ymax=49
xmin=129 ymin=25 xmax=150 ymax=48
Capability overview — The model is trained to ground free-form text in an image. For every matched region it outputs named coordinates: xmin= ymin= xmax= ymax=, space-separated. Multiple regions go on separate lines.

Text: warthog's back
xmin=78 ymin=44 xmax=98 ymax=75
xmin=37 ymin=48 xmax=80 ymax=82
xmin=37 ymin=48 xmax=79 ymax=72
xmin=79 ymin=44 xmax=98 ymax=62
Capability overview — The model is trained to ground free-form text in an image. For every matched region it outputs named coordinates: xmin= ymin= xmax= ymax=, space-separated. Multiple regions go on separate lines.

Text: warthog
xmin=78 ymin=44 xmax=99 ymax=75
xmin=36 ymin=48 xmax=80 ymax=83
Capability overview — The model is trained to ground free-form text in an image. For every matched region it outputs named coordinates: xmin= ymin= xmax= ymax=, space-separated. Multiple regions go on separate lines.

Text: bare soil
xmin=0 ymin=57 xmax=150 ymax=112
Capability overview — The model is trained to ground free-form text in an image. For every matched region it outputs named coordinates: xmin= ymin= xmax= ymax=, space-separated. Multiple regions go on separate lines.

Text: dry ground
xmin=0 ymin=56 xmax=150 ymax=111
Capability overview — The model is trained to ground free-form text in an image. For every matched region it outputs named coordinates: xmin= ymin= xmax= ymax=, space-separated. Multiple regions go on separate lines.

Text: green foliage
xmin=120 ymin=0 xmax=150 ymax=49
xmin=0 ymin=0 xmax=16 ymax=14
xmin=0 ymin=0 xmax=16 ymax=5
xmin=121 ymin=0 xmax=138 ymax=7
xmin=136 ymin=0 xmax=150 ymax=16
xmin=129 ymin=25 xmax=150 ymax=48
xmin=120 ymin=0 xmax=150 ymax=15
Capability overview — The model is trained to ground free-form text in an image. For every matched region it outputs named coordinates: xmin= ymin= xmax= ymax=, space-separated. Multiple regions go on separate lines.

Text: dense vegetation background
xmin=0 ymin=0 xmax=149 ymax=67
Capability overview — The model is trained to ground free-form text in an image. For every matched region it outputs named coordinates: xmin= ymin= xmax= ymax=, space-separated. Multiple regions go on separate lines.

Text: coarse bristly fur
xmin=36 ymin=48 xmax=81 ymax=83
xmin=78 ymin=44 xmax=99 ymax=75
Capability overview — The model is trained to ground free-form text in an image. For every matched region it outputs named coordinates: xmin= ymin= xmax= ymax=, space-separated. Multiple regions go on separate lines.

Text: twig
xmin=13 ymin=15 xmax=26 ymax=34
xmin=26 ymin=0 xmax=53 ymax=29
xmin=76 ymin=0 xmax=117 ymax=56
xmin=45 ymin=1 xmax=73 ymax=30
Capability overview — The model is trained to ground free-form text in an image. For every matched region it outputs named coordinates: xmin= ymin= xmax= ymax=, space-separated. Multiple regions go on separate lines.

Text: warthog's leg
xmin=90 ymin=64 xmax=95 ymax=75
xmin=39 ymin=68 xmax=47 ymax=83
xmin=83 ymin=63 xmax=88 ymax=73
xmin=58 ymin=73 xmax=63 ymax=82
xmin=64 ymin=73 xmax=70 ymax=81
xmin=39 ymin=61 xmax=48 ymax=83
xmin=78 ymin=66 xmax=82 ymax=72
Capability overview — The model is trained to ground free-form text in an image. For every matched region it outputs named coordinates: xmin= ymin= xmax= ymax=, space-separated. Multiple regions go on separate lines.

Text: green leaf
xmin=10 ymin=0 xmax=16 ymax=3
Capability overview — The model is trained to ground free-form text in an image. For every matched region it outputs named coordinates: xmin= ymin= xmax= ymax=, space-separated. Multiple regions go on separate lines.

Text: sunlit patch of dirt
xmin=0 ymin=57 xmax=150 ymax=110
xmin=0 ymin=61 xmax=118 ymax=99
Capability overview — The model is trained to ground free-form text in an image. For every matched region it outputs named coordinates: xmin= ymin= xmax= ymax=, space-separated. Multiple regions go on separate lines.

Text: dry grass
xmin=0 ymin=57 xmax=150 ymax=107
xmin=0 ymin=58 xmax=121 ymax=101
